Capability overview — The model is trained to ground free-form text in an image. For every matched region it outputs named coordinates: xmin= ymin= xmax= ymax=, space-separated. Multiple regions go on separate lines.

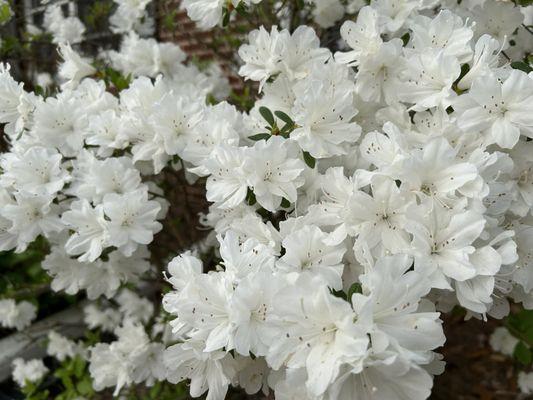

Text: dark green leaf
xmin=511 ymin=61 xmax=533 ymax=73
xmin=235 ymin=2 xmax=248 ymax=16
xmin=85 ymin=329 xmax=101 ymax=345
xmin=330 ymin=288 xmax=347 ymax=301
xmin=280 ymin=198 xmax=291 ymax=208
xmin=400 ymin=32 xmax=410 ymax=46
xmin=302 ymin=151 xmax=316 ymax=168
xmin=274 ymin=110 xmax=293 ymax=125
xmin=507 ymin=309 xmax=533 ymax=331
xmin=506 ymin=309 xmax=533 ymax=345
xmin=458 ymin=63 xmax=470 ymax=81
xmin=248 ymin=133 xmax=271 ymax=141
xmin=259 ymin=106 xmax=275 ymax=127
xmin=246 ymin=188 xmax=256 ymax=206
xmin=222 ymin=7 xmax=230 ymax=27
xmin=513 ymin=341 xmax=532 ymax=365
xmin=347 ymin=283 xmax=362 ymax=300
xmin=280 ymin=123 xmax=293 ymax=135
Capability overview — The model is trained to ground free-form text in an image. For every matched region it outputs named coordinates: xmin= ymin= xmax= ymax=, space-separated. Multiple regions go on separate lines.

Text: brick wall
xmin=157 ymin=1 xmax=247 ymax=91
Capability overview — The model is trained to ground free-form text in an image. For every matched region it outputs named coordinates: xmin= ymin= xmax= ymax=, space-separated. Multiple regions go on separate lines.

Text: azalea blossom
xmin=455 ymin=70 xmax=533 ymax=148
xmin=1 ymin=1 xmax=533 ymax=399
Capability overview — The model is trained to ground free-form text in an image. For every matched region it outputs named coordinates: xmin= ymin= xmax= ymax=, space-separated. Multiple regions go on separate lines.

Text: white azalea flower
xmin=102 ymin=189 xmax=162 ymax=256
xmin=0 ymin=146 xmax=68 ymax=196
xmin=0 ymin=299 xmax=37 ymax=330
xmin=406 ymin=207 xmax=486 ymax=290
xmin=455 ymin=70 xmax=533 ymax=148
xmin=58 ymin=43 xmax=96 ymax=89
xmin=336 ymin=7 xmax=383 ymax=67
xmin=291 ymin=81 xmax=361 ymax=158
xmin=62 ymin=200 xmax=109 ymax=262
xmin=243 ymin=136 xmax=305 ymax=212
xmin=278 ymin=225 xmax=346 ymax=289
xmin=12 ymin=358 xmax=48 ymax=387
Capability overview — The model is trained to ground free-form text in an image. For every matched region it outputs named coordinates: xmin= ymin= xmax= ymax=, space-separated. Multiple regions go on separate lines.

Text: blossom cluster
xmin=39 ymin=0 xmax=154 ymax=44
xmin=0 ymin=0 xmax=229 ymax=393
xmin=161 ymin=2 xmax=533 ymax=400
xmin=0 ymin=298 xmax=36 ymax=331
xmin=42 ymin=4 xmax=86 ymax=44
xmin=11 ymin=358 xmax=48 ymax=388
xmin=0 ymin=29 xmax=226 ymax=301
xmin=0 ymin=0 xmax=532 ymax=398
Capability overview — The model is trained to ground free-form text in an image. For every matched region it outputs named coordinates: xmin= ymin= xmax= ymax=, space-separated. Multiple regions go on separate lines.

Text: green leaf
xmin=0 ymin=3 xmax=13 ymax=25
xmin=347 ymin=283 xmax=362 ymax=300
xmin=330 ymin=288 xmax=347 ymax=301
xmin=511 ymin=61 xmax=533 ymax=74
xmin=60 ymin=374 xmax=74 ymax=391
xmin=259 ymin=106 xmax=275 ymax=127
xmin=280 ymin=123 xmax=293 ymax=135
xmin=507 ymin=309 xmax=533 ymax=331
xmin=102 ymin=67 xmax=131 ymax=91
xmin=458 ymin=63 xmax=470 ymax=81
xmin=274 ymin=110 xmax=293 ymax=125
xmin=400 ymin=32 xmax=410 ymax=46
xmin=248 ymin=133 xmax=271 ymax=141
xmin=21 ymin=381 xmax=37 ymax=396
xmin=222 ymin=7 xmax=230 ymax=27
xmin=149 ymin=382 xmax=162 ymax=398
xmin=229 ymin=86 xmax=254 ymax=111
xmin=162 ymin=10 xmax=178 ymax=30
xmin=302 ymin=151 xmax=316 ymax=168
xmin=513 ymin=341 xmax=532 ymax=365
xmin=84 ymin=0 xmax=113 ymax=29
xmin=76 ymin=378 xmax=93 ymax=395
xmin=235 ymin=2 xmax=248 ymax=16
xmin=280 ymin=198 xmax=291 ymax=208
xmin=84 ymin=329 xmax=101 ymax=345
xmin=73 ymin=356 xmax=86 ymax=378
xmin=246 ymin=188 xmax=256 ymax=206
xmin=506 ymin=309 xmax=533 ymax=345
